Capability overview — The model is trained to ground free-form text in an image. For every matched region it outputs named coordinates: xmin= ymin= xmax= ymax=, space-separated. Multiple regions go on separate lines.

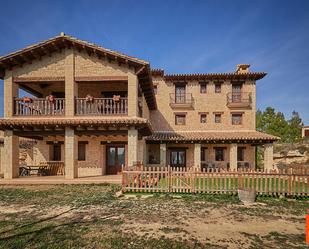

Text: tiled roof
xmin=146 ymin=131 xmax=279 ymax=142
xmin=0 ymin=117 xmax=151 ymax=126
xmin=0 ymin=33 xmax=148 ymax=66
xmin=164 ymin=72 xmax=267 ymax=81
xmin=150 ymin=68 xmax=266 ymax=81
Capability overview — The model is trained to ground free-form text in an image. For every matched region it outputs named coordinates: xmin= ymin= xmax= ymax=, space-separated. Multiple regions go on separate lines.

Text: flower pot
xmin=238 ymin=189 xmax=256 ymax=203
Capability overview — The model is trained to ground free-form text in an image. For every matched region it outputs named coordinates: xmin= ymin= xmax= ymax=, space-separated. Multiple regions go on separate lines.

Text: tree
xmin=256 ymin=108 xmax=302 ymax=143
xmin=286 ymin=111 xmax=303 ymax=142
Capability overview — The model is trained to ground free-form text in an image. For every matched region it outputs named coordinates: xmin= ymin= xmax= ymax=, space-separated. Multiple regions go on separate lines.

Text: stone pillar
xmin=128 ymin=128 xmax=138 ymax=167
xmin=65 ymin=48 xmax=76 ymax=117
xmin=137 ymin=138 xmax=147 ymax=165
xmin=160 ymin=143 xmax=167 ymax=166
xmin=264 ymin=143 xmax=274 ymax=171
xmin=3 ymin=130 xmax=19 ymax=179
xmin=194 ymin=143 xmax=201 ymax=170
xmin=128 ymin=73 xmax=138 ymax=117
xmin=65 ymin=127 xmax=78 ymax=179
xmin=4 ymin=71 xmax=18 ymax=118
xmin=229 ymin=143 xmax=238 ymax=171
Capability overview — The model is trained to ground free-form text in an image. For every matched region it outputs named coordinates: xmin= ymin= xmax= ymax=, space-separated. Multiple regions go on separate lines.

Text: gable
xmin=0 ymin=33 xmax=157 ymax=110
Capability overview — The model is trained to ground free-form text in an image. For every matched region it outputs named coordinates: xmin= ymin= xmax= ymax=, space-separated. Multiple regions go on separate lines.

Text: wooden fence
xmin=122 ymin=166 xmax=309 ymax=196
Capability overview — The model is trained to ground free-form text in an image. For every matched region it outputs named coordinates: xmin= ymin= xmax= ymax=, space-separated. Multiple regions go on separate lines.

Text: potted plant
xmin=85 ymin=94 xmax=94 ymax=103
xmin=23 ymin=96 xmax=33 ymax=103
xmin=238 ymin=187 xmax=256 ymax=204
xmin=113 ymin=95 xmax=121 ymax=102
xmin=46 ymin=94 xmax=55 ymax=103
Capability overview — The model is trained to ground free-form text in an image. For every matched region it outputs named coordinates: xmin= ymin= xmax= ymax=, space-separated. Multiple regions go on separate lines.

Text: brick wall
xmin=150 ymin=76 xmax=256 ymax=131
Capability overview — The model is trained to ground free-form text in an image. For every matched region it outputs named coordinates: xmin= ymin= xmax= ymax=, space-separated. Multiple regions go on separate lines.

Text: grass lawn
xmin=0 ymin=184 xmax=308 ymax=249
xmin=154 ymin=176 xmax=309 ymax=194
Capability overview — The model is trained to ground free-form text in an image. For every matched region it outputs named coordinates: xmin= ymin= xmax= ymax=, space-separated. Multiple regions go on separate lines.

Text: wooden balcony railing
xmin=169 ymin=93 xmax=194 ymax=109
xmin=75 ymin=98 xmax=128 ymax=115
xmin=14 ymin=98 xmax=65 ymax=116
xmin=226 ymin=92 xmax=252 ymax=109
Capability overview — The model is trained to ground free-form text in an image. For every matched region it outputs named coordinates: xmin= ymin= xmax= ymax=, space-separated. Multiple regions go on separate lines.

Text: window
xmin=215 ymin=83 xmax=221 ymax=93
xmin=200 ymin=114 xmax=207 ymax=123
xmin=154 ymin=85 xmax=158 ymax=95
xmin=175 ymin=114 xmax=186 ymax=125
xmin=232 ymin=114 xmax=242 ymax=125
xmin=200 ymin=82 xmax=207 ymax=93
xmin=237 ymin=147 xmax=245 ymax=161
xmin=78 ymin=142 xmax=86 ymax=161
xmin=50 ymin=144 xmax=61 ymax=161
xmin=215 ymin=147 xmax=224 ymax=161
xmin=214 ymin=114 xmax=222 ymax=123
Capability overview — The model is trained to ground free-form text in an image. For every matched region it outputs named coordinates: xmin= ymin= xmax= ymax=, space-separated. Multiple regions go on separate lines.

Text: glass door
xmin=106 ymin=145 xmax=125 ymax=175
xmin=170 ymin=149 xmax=186 ymax=168
xmin=232 ymin=84 xmax=242 ymax=102
xmin=175 ymin=85 xmax=186 ymax=103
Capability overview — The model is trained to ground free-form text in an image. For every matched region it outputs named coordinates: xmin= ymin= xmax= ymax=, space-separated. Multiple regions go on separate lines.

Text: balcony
xmin=75 ymin=97 xmax=128 ymax=115
xmin=226 ymin=92 xmax=252 ymax=109
xmin=169 ymin=93 xmax=194 ymax=109
xmin=14 ymin=98 xmax=65 ymax=116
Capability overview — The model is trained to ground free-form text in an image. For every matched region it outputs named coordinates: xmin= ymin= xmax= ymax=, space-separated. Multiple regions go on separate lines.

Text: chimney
xmin=236 ymin=64 xmax=250 ymax=74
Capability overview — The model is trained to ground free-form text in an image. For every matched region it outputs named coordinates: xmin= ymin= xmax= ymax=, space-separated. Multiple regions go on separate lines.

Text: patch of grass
xmin=0 ymin=184 xmax=121 ymax=208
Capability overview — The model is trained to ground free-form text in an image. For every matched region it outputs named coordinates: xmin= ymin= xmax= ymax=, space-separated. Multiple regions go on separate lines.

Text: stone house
xmin=0 ymin=33 xmax=278 ymax=180
xmin=302 ymin=126 xmax=309 ymax=138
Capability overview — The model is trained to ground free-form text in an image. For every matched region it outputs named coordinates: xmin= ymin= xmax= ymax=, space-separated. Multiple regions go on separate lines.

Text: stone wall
xmin=150 ymin=75 xmax=256 ymax=131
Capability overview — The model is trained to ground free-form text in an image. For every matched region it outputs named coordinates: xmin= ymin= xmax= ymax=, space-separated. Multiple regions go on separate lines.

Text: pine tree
xmin=287 ymin=111 xmax=303 ymax=142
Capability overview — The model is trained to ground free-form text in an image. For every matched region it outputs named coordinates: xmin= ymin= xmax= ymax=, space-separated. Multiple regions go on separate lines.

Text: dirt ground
xmin=0 ymin=184 xmax=308 ymax=249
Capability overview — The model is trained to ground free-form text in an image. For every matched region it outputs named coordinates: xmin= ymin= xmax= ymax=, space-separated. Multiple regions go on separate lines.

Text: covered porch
xmin=0 ymin=117 xmax=151 ymax=180
xmin=145 ymin=131 xmax=279 ymax=171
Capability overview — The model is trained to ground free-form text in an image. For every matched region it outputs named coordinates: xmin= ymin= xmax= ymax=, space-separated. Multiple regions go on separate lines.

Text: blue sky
xmin=0 ymin=0 xmax=309 ymax=123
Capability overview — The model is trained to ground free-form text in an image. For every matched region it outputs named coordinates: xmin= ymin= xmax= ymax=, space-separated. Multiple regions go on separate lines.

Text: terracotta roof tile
xmin=146 ymin=131 xmax=279 ymax=142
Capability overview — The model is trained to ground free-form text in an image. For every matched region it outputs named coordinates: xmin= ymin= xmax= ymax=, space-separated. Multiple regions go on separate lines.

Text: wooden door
xmin=106 ymin=145 xmax=125 ymax=175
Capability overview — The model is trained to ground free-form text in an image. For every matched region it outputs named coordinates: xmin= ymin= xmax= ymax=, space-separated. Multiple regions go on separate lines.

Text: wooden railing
xmin=14 ymin=98 xmax=65 ymax=116
xmin=75 ymin=98 xmax=128 ymax=115
xmin=122 ymin=166 xmax=309 ymax=196
xmin=226 ymin=92 xmax=252 ymax=108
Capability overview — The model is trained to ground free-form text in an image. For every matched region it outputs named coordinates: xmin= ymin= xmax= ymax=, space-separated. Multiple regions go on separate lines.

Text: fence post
xmin=168 ymin=165 xmax=171 ymax=193
xmin=121 ymin=164 xmax=125 ymax=193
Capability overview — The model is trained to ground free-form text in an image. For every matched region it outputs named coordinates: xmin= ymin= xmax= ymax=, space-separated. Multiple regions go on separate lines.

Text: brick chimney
xmin=236 ymin=64 xmax=250 ymax=74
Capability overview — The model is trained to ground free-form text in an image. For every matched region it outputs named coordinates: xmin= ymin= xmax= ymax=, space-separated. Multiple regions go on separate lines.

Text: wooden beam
xmin=136 ymin=66 xmax=146 ymax=75
xmin=14 ymin=130 xmax=65 ymax=136
xmin=19 ymin=84 xmax=43 ymax=98
xmin=75 ymin=76 xmax=128 ymax=82
xmin=14 ymin=76 xmax=65 ymax=83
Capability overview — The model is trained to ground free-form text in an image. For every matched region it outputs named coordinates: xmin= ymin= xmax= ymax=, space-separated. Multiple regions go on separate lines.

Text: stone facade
xmin=0 ymin=34 xmax=276 ymax=180
xmin=151 ymin=76 xmax=256 ymax=131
